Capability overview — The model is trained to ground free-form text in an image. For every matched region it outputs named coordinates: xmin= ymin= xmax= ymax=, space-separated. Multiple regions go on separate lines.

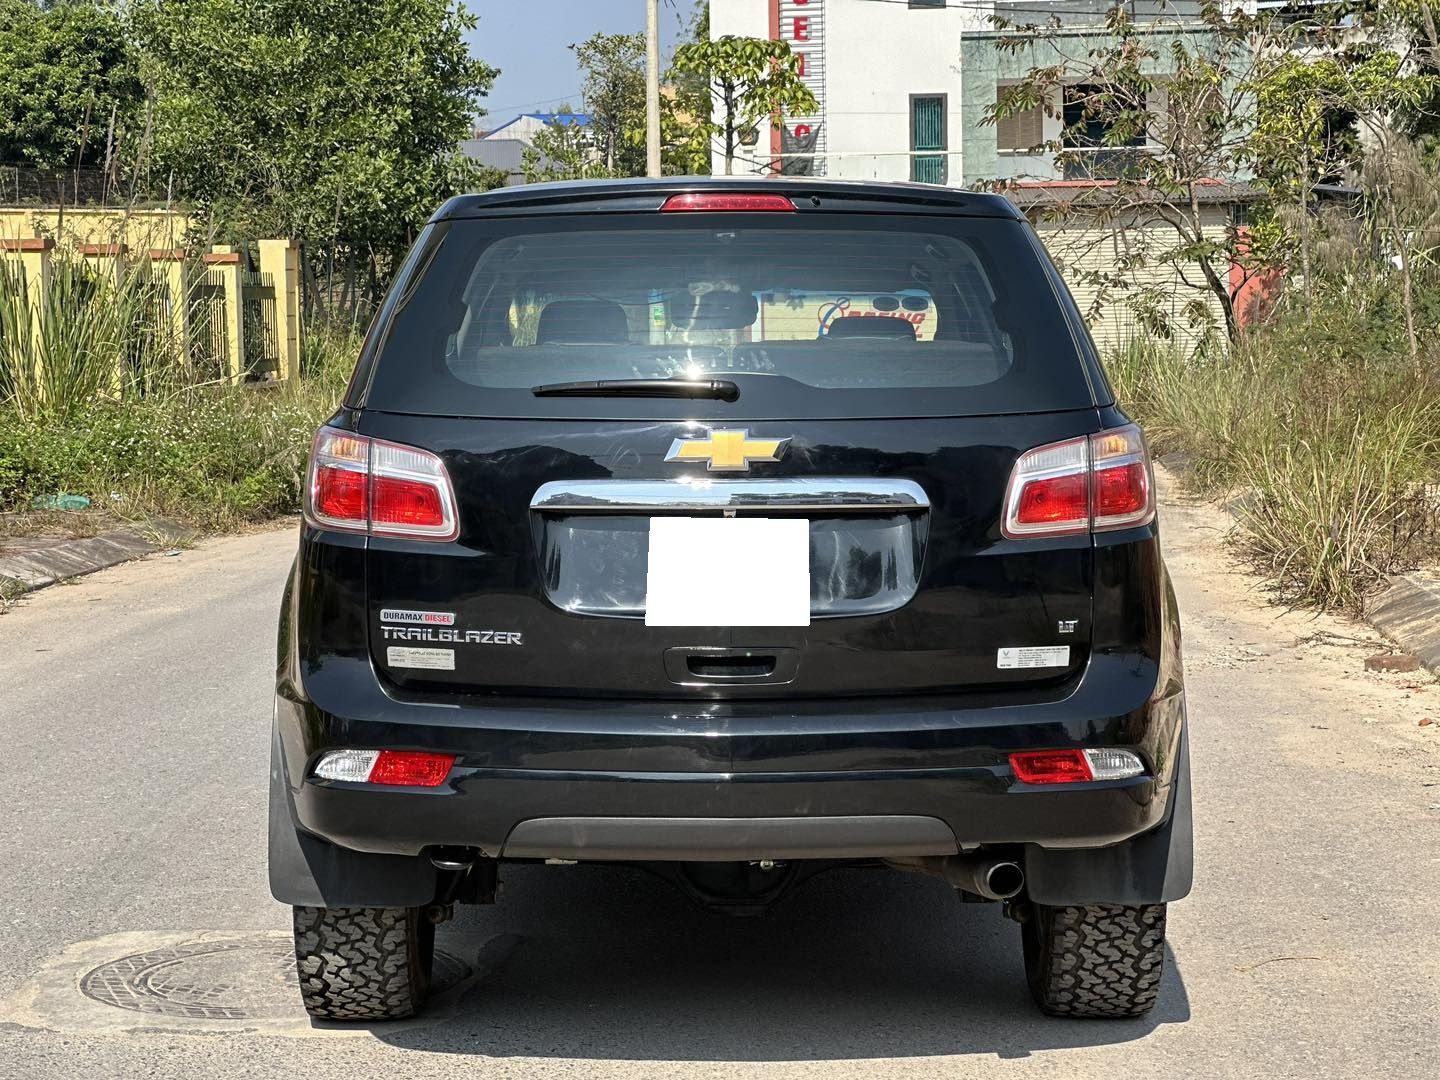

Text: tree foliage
xmin=129 ymin=0 xmax=498 ymax=274
xmin=0 ymin=0 xmax=142 ymax=168
xmin=574 ymin=32 xmax=646 ymax=176
xmin=669 ymin=35 xmax=816 ymax=175
xmin=991 ymin=3 xmax=1440 ymax=346
xmin=522 ymin=106 xmax=604 ymax=183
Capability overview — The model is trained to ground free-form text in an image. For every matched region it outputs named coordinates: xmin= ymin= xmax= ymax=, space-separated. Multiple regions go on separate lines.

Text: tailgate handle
xmin=664 ymin=647 xmax=799 ymax=685
xmin=689 ymin=654 xmax=776 ymax=679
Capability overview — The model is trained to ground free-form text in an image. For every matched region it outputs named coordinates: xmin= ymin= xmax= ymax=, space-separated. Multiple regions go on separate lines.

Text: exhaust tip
xmin=428 ymin=845 xmax=476 ymax=871
xmin=983 ymin=861 xmax=1025 ymax=900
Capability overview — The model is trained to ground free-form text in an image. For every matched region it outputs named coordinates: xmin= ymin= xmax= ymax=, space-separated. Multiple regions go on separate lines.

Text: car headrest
xmin=671 ymin=290 xmax=760 ymax=331
xmin=536 ymin=299 xmax=631 ymax=345
xmin=825 ymin=317 xmax=918 ymax=340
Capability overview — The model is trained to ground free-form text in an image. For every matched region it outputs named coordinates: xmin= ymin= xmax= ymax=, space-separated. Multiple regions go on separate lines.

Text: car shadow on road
xmin=377 ymin=862 xmax=1190 ymax=1061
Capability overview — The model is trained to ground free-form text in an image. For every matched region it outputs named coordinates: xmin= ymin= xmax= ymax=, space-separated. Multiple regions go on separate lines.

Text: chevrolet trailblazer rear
xmin=269 ymin=179 xmax=1191 ymax=1022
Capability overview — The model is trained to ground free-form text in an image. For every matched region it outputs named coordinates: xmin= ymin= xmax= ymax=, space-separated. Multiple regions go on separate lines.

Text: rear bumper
xmin=273 ymin=651 xmax=1186 ymax=863
xmin=295 ymin=758 xmax=1162 ymax=859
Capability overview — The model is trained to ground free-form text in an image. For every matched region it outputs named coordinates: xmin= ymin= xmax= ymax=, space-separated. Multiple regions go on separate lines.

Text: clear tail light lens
xmin=304 ymin=427 xmax=458 ymax=541
xmin=1002 ymin=424 xmax=1155 ymax=539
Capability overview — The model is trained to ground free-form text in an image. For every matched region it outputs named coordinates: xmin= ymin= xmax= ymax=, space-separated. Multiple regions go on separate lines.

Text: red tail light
xmin=368 ymin=750 xmax=456 ymax=787
xmin=304 ymin=427 xmax=458 ymax=541
xmin=1002 ymin=424 xmax=1154 ymax=539
xmin=1010 ymin=749 xmax=1093 ymax=784
xmin=661 ymin=192 xmax=796 ymax=212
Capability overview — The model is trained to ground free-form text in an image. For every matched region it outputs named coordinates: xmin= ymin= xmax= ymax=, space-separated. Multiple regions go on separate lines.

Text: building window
xmin=909 ymin=0 xmax=946 ymax=7
xmin=910 ymin=94 xmax=947 ymax=184
xmin=995 ymin=88 xmax=1043 ymax=153
xmin=1061 ymin=83 xmax=1147 ymax=179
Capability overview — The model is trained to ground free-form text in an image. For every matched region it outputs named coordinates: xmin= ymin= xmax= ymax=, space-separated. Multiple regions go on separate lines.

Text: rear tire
xmin=292 ymin=905 xmax=434 ymax=1021
xmin=1021 ymin=902 xmax=1166 ymax=1018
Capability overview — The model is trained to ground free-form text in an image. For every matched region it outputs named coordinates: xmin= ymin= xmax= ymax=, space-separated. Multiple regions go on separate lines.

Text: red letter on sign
xmin=795 ymin=124 xmax=812 ymax=137
xmin=793 ymin=17 xmax=810 ymax=41
xmin=796 ymin=51 xmax=806 ymax=77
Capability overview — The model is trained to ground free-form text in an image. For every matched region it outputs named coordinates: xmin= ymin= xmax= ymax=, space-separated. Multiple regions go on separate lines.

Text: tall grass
xmin=0 ymin=284 xmax=361 ymax=531
xmin=0 ymin=260 xmax=191 ymax=418
xmin=1108 ymin=321 xmax=1440 ymax=612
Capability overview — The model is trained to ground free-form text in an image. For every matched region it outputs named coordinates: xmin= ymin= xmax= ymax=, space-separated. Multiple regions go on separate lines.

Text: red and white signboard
xmin=773 ymin=0 xmax=827 ymax=172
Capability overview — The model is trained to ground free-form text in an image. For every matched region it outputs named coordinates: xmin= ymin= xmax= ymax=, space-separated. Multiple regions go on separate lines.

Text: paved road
xmin=1 ymin=478 xmax=1436 ymax=1079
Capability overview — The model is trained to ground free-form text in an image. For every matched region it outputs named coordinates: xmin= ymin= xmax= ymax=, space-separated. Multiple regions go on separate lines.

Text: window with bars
xmin=995 ymin=88 xmax=1043 ymax=153
xmin=910 ymin=94 xmax=947 ymax=184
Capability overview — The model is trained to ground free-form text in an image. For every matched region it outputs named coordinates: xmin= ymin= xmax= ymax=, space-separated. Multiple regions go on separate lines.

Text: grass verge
xmin=0 ymin=331 xmax=354 ymax=534
xmin=1107 ymin=322 xmax=1440 ymax=612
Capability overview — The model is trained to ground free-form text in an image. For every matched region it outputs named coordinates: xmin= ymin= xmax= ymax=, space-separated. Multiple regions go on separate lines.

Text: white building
xmin=708 ymin=1 xmax=1254 ymax=186
xmin=711 ymin=0 xmax=986 ymax=182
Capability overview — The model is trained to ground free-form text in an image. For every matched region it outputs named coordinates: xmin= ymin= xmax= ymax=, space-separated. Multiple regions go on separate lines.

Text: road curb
xmin=1366 ymin=572 xmax=1440 ymax=676
xmin=0 ymin=532 xmax=157 ymax=596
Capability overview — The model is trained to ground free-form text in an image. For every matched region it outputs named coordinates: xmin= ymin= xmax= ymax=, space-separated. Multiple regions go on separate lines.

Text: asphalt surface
xmin=1 ymin=476 xmax=1436 ymax=1079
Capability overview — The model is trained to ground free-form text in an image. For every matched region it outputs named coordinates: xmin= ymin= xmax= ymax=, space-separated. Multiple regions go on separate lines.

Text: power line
xmin=479 ymin=91 xmax=584 ymax=117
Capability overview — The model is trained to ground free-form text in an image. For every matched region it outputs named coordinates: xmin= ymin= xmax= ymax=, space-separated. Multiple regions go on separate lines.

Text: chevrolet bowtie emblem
xmin=665 ymin=428 xmax=790 ymax=472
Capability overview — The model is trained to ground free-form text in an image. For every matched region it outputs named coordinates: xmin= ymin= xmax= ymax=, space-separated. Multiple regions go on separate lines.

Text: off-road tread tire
xmin=1023 ymin=902 xmax=1166 ymax=1018
xmin=293 ymin=905 xmax=433 ymax=1021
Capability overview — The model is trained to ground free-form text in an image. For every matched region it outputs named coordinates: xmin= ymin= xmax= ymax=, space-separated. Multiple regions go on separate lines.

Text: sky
xmin=466 ymin=1 xmax=697 ymax=125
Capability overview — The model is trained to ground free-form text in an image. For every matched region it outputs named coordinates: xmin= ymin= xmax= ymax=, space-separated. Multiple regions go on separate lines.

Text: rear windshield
xmin=362 ymin=212 xmax=1095 ymax=419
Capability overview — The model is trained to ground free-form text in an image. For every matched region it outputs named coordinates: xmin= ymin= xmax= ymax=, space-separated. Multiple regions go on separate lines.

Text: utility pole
xmin=645 ymin=0 xmax=662 ymax=177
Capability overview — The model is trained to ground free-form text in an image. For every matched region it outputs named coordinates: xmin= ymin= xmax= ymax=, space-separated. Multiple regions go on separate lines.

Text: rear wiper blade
xmin=532 ymin=378 xmax=739 ymax=402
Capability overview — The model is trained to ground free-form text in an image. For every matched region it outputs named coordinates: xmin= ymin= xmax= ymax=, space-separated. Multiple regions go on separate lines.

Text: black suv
xmin=270 ymin=178 xmax=1191 ymax=1022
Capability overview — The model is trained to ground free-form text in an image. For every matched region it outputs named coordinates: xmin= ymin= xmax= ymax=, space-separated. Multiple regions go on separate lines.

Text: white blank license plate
xmin=644 ymin=517 xmax=810 ymax=627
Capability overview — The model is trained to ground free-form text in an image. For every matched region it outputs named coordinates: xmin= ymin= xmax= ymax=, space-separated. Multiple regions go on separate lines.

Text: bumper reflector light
xmin=1010 ymin=749 xmax=1092 ymax=784
xmin=1083 ymin=747 xmax=1146 ymax=781
xmin=313 ymin=749 xmax=379 ymax=783
xmin=313 ymin=749 xmax=455 ymax=787
xmin=1009 ymin=748 xmax=1145 ymax=784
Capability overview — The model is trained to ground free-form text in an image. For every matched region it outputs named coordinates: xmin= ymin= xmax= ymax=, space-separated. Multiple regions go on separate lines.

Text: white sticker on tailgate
xmin=387 ymin=646 xmax=456 ymax=671
xmin=997 ymin=646 xmax=1071 ymax=670
xmin=644 ymin=516 xmax=810 ymax=627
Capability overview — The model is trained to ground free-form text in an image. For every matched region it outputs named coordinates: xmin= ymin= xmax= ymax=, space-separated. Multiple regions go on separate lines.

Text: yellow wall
xmin=0 ymin=208 xmax=192 ymax=253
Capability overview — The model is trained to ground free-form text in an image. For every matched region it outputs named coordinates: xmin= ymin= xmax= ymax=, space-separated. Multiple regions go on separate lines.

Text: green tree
xmin=1253 ymin=50 xmax=1433 ymax=326
xmin=522 ymin=106 xmax=603 ymax=183
xmin=668 ymin=35 xmax=816 ymax=175
xmin=130 ymin=0 xmax=498 ymax=301
xmin=0 ymin=0 xmax=142 ymax=168
xmin=574 ymin=31 xmax=645 ymax=176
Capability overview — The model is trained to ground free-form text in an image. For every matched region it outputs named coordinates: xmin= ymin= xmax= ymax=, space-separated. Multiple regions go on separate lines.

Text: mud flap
xmin=1022 ymin=722 xmax=1193 ymax=906
xmin=267 ymin=715 xmax=437 ymax=907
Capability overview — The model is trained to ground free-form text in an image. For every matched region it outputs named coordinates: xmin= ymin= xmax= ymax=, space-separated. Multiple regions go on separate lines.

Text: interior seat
xmin=824 ymin=317 xmax=918 ymax=341
xmin=536 ymin=299 xmax=631 ymax=345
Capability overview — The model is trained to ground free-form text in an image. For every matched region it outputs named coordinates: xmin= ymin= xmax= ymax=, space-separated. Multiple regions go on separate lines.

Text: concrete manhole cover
xmin=78 ymin=935 xmax=473 ymax=1021
xmin=2 ymin=930 xmax=515 ymax=1038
